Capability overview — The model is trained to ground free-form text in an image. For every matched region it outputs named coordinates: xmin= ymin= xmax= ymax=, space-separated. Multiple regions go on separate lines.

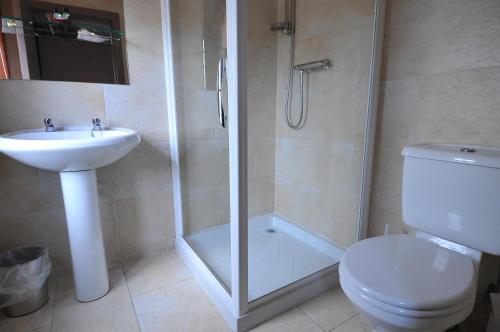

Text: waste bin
xmin=487 ymin=293 xmax=500 ymax=332
xmin=0 ymin=247 xmax=52 ymax=317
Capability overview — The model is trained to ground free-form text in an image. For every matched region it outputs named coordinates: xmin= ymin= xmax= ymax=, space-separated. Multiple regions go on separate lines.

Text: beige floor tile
xmin=133 ymin=278 xmax=230 ymax=332
xmin=299 ymin=287 xmax=358 ymax=331
xmin=123 ymin=249 xmax=192 ymax=297
xmin=51 ymin=269 xmax=139 ymax=332
xmin=332 ymin=315 xmax=371 ymax=332
xmin=0 ymin=280 xmax=56 ymax=332
xmin=250 ymin=307 xmax=323 ymax=332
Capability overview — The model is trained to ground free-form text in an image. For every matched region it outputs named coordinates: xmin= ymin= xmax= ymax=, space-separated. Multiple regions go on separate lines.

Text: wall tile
xmin=38 ymin=170 xmax=65 ymax=210
xmin=295 ymin=0 xmax=373 ymax=40
xmin=170 ymin=0 xmax=203 ymax=38
xmin=276 ymin=81 xmax=368 ymax=144
xmin=248 ymin=92 xmax=277 ymax=140
xmin=177 ymin=90 xmax=218 ymax=141
xmin=116 ymin=191 xmax=175 ymax=250
xmin=383 ymin=0 xmax=500 ymax=80
xmin=367 ymin=202 xmax=409 ymax=238
xmin=371 ymin=146 xmax=403 ymax=215
xmin=294 ymin=21 xmax=372 ymax=86
xmin=182 ymin=185 xmax=219 ymax=234
xmin=180 ymin=140 xmax=229 ymax=188
xmin=0 ymin=80 xmax=105 ymax=133
xmin=104 ymin=84 xmax=169 ymax=142
xmin=253 ymin=137 xmax=276 ymax=178
xmin=97 ymin=141 xmax=172 ymax=201
xmin=249 ymin=177 xmax=275 ymax=217
xmin=275 ymin=176 xmax=358 ymax=247
xmin=415 ymin=67 xmax=500 ymax=145
xmin=370 ymin=2 xmax=500 ymax=243
xmin=0 ymin=216 xmax=23 ymax=252
xmin=376 ymin=78 xmax=420 ymax=150
xmin=13 ymin=208 xmax=72 ymax=269
xmin=0 ymin=156 xmax=43 ymax=218
xmin=276 ymin=137 xmax=330 ymax=187
xmin=248 ymin=0 xmax=278 ymax=48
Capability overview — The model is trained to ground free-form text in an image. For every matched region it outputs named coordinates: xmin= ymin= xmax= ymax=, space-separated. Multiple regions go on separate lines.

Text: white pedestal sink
xmin=0 ymin=127 xmax=140 ymax=302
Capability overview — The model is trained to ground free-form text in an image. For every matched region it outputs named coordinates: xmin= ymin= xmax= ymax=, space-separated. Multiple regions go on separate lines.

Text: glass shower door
xmin=170 ymin=0 xmax=231 ymax=292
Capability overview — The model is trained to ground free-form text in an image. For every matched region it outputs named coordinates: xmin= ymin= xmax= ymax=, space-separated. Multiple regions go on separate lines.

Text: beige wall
xmin=274 ymin=0 xmax=374 ymax=248
xmin=0 ymin=0 xmax=173 ymax=276
xmin=368 ymin=0 xmax=500 ymax=237
xmin=173 ymin=0 xmax=277 ymax=235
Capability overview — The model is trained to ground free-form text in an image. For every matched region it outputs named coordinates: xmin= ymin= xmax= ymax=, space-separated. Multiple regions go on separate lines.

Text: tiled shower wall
xmin=173 ymin=0 xmax=278 ymax=235
xmin=0 ymin=0 xmax=174 ymax=276
xmin=274 ymin=0 xmax=374 ymax=248
xmin=368 ymin=0 xmax=500 ymax=236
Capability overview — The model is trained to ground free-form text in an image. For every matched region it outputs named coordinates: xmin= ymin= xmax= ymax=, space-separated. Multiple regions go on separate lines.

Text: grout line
xmin=296 ymin=306 xmax=328 ymax=332
xmin=112 ymin=200 xmax=121 ymax=254
xmin=382 ymin=64 xmax=500 ymax=84
xmin=130 ymin=275 xmax=194 ymax=300
xmin=121 ymin=263 xmax=143 ymax=332
xmin=328 ymin=314 xmax=360 ymax=332
xmin=49 ymin=279 xmax=58 ymax=332
xmin=412 ymin=78 xmax=423 ymax=144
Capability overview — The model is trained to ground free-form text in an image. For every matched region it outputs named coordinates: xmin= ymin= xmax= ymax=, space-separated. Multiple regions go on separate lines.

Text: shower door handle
xmin=217 ymin=56 xmax=226 ymax=128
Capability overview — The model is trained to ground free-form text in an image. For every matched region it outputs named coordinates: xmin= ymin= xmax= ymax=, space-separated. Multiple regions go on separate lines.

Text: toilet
xmin=340 ymin=144 xmax=500 ymax=332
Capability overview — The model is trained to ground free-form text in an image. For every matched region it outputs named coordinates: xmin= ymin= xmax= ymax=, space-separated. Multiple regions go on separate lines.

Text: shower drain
xmin=266 ymin=228 xmax=277 ymax=234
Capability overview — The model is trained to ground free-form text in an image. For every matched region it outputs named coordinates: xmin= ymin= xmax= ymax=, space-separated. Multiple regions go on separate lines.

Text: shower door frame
xmin=161 ymin=0 xmax=250 ymax=327
xmin=161 ymin=0 xmax=386 ymax=330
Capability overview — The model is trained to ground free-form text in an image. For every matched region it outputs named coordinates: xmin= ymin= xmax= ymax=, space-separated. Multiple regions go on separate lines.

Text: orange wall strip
xmin=0 ymin=31 xmax=10 ymax=79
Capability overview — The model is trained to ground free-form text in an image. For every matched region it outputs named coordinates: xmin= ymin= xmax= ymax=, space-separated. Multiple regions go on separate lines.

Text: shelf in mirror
xmin=1 ymin=15 xmax=124 ymax=44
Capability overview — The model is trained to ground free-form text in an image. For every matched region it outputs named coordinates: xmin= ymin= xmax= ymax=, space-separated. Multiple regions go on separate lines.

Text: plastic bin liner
xmin=0 ymin=247 xmax=52 ymax=308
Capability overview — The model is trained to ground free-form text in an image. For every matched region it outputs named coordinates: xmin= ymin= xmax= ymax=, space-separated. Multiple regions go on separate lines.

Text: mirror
xmin=202 ymin=0 xmax=225 ymax=91
xmin=0 ymin=0 xmax=128 ymax=84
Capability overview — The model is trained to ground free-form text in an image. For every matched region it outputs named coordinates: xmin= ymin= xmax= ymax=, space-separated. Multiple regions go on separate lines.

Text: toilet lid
xmin=340 ymin=234 xmax=476 ymax=311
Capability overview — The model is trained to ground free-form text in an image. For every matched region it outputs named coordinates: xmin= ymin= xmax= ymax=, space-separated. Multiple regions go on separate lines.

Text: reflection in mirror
xmin=202 ymin=0 xmax=225 ymax=91
xmin=0 ymin=0 xmax=128 ymax=84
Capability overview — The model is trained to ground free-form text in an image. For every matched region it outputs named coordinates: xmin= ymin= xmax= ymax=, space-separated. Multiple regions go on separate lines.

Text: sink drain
xmin=266 ymin=228 xmax=277 ymax=234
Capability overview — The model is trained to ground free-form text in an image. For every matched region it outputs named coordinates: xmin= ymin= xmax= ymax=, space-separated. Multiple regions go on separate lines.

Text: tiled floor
xmin=0 ymin=249 xmax=369 ymax=332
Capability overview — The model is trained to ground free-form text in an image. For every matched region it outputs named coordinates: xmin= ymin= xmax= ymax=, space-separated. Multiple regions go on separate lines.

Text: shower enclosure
xmin=161 ymin=0 xmax=386 ymax=330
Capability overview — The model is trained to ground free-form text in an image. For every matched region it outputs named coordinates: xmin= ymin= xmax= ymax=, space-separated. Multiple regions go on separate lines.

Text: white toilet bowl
xmin=339 ymin=234 xmax=477 ymax=332
xmin=338 ymin=144 xmax=500 ymax=331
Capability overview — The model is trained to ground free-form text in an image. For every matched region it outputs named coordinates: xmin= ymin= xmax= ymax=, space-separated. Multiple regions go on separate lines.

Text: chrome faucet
xmin=91 ymin=118 xmax=102 ymax=137
xmin=43 ymin=118 xmax=56 ymax=132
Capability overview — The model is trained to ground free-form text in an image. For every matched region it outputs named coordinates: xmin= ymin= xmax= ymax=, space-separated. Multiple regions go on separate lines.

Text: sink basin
xmin=0 ymin=127 xmax=140 ymax=171
xmin=0 ymin=126 xmax=141 ymax=302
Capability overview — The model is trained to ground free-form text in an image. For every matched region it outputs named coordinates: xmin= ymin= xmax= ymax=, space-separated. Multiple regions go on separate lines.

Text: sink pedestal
xmin=60 ymin=169 xmax=109 ymax=302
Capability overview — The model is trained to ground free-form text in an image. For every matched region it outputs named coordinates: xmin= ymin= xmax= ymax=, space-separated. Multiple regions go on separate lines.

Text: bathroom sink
xmin=0 ymin=126 xmax=141 ymax=302
xmin=0 ymin=127 xmax=140 ymax=171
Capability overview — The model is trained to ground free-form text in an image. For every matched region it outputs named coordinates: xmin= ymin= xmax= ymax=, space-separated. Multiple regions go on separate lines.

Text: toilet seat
xmin=341 ymin=275 xmax=475 ymax=332
xmin=340 ymin=235 xmax=476 ymax=312
xmin=340 ymin=273 xmax=475 ymax=319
